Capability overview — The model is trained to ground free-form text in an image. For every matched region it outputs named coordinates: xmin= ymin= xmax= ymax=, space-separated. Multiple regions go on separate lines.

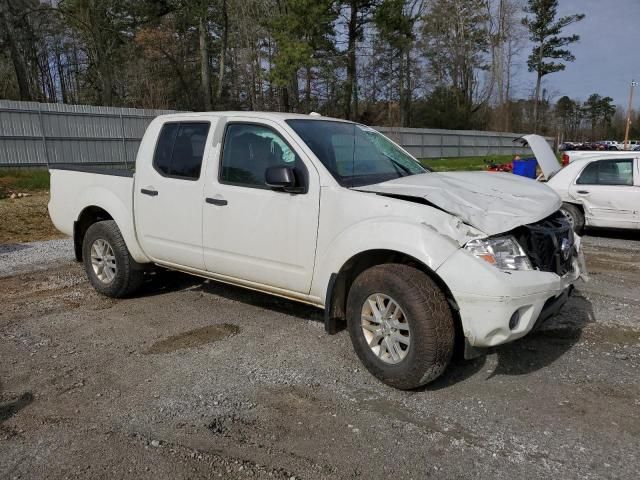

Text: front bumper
xmin=436 ymin=241 xmax=585 ymax=348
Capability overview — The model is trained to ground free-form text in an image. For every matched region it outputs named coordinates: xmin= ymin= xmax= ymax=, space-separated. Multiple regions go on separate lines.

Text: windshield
xmin=286 ymin=119 xmax=427 ymax=187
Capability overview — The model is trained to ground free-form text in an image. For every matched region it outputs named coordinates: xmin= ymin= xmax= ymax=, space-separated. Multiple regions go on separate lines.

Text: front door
xmin=569 ymin=158 xmax=640 ymax=229
xmin=202 ymin=120 xmax=320 ymax=293
xmin=135 ymin=120 xmax=215 ymax=269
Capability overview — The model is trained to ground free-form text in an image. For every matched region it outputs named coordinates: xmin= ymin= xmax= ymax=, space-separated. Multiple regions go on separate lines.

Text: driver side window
xmin=219 ymin=123 xmax=301 ymax=189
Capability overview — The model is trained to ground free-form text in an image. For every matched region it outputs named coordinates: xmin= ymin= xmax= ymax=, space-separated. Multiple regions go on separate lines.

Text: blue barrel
xmin=512 ymin=158 xmax=537 ymax=179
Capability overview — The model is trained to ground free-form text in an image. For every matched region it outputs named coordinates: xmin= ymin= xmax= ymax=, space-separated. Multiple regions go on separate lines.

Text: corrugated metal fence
xmin=0 ymin=101 xmax=535 ymax=167
xmin=375 ymin=127 xmax=536 ymax=159
xmin=0 ymin=101 xmax=177 ymax=167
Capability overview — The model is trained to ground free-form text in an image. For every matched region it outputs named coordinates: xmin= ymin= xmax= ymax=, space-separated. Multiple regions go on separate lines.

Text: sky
xmin=513 ymin=0 xmax=640 ymax=108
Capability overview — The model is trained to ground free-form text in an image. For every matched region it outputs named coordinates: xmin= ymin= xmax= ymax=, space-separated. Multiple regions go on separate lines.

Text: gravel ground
xmin=0 ymin=238 xmax=74 ymax=277
xmin=0 ymin=232 xmax=639 ymax=479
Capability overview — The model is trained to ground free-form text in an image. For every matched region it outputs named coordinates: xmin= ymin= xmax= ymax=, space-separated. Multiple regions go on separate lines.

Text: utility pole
xmin=623 ymin=80 xmax=638 ymax=150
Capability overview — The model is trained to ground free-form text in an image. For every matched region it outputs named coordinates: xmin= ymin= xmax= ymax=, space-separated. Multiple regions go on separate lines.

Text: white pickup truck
xmin=49 ymin=112 xmax=584 ymax=389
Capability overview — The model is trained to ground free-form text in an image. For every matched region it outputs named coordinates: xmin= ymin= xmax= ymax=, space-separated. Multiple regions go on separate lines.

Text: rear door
xmin=201 ymin=119 xmax=320 ymax=293
xmin=135 ymin=119 xmax=216 ymax=268
xmin=568 ymin=158 xmax=640 ymax=229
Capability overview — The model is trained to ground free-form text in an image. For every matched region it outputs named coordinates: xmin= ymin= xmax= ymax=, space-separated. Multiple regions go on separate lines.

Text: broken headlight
xmin=464 ymin=236 xmax=533 ymax=271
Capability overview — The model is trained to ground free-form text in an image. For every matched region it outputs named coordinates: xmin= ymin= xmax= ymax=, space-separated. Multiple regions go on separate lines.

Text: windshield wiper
xmin=382 ymin=153 xmax=412 ymax=176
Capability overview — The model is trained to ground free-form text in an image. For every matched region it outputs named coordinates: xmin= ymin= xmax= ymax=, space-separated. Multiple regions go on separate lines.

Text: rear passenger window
xmin=153 ymin=122 xmax=210 ymax=180
xmin=577 ymin=159 xmax=634 ymax=186
xmin=219 ymin=123 xmax=301 ymax=188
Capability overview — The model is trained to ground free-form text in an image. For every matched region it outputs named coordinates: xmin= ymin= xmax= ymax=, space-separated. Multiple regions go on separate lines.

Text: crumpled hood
xmin=354 ymin=171 xmax=562 ymax=236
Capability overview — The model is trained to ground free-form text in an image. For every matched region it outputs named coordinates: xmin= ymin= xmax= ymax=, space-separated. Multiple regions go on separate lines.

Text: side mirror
xmin=265 ymin=166 xmax=304 ymax=193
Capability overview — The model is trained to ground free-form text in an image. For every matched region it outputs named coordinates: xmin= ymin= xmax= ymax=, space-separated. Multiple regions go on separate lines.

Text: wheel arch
xmin=563 ymin=200 xmax=584 ymax=213
xmin=324 ymin=249 xmax=463 ymax=351
xmin=73 ymin=206 xmax=113 ymax=261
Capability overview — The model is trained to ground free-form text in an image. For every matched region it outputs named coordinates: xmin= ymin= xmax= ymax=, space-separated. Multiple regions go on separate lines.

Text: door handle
xmin=576 ymin=190 xmax=590 ymax=195
xmin=140 ymin=188 xmax=158 ymax=196
xmin=205 ymin=197 xmax=228 ymax=206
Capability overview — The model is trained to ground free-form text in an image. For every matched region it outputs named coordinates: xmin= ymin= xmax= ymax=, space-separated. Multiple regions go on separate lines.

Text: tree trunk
xmin=281 ymin=85 xmax=290 ymax=112
xmin=344 ymin=0 xmax=358 ymax=120
xmin=399 ymin=49 xmax=410 ymax=127
xmin=504 ymin=36 xmax=513 ymax=132
xmin=92 ymin=28 xmax=113 ymax=106
xmin=199 ymin=14 xmax=212 ymax=111
xmin=0 ymin=6 xmax=31 ymax=100
xmin=94 ymin=43 xmax=113 ymax=106
xmin=95 ymin=43 xmax=113 ymax=106
xmin=305 ymin=66 xmax=312 ymax=113
xmin=55 ymin=48 xmax=69 ymax=103
xmin=404 ymin=49 xmax=411 ymax=127
xmin=533 ymin=42 xmax=544 ymax=132
xmin=289 ymin=72 xmax=299 ymax=112
xmin=532 ymin=73 xmax=542 ymax=132
xmin=215 ymin=0 xmax=228 ymax=103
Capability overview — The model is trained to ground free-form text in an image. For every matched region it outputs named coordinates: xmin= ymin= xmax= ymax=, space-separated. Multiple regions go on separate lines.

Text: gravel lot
xmin=1 ymin=232 xmax=639 ymax=479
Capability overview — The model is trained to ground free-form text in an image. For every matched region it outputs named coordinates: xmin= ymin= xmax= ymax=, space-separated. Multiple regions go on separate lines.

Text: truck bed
xmin=48 ymin=164 xmax=146 ymax=262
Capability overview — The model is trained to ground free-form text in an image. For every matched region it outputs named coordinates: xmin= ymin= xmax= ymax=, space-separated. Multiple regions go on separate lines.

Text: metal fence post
xmin=120 ymin=111 xmax=128 ymax=169
xmin=37 ymin=104 xmax=50 ymax=166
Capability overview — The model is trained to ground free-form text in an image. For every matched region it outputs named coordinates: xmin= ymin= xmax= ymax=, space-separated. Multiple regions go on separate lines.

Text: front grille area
xmin=513 ymin=210 xmax=575 ymax=276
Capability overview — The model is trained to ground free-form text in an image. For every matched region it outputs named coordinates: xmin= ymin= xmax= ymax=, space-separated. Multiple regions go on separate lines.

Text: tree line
xmin=2 ymin=0 xmax=633 ymax=139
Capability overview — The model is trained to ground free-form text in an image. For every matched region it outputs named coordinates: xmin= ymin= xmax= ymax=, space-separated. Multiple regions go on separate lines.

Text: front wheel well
xmin=324 ymin=250 xmax=462 ymax=347
xmin=73 ymin=206 xmax=113 ymax=261
xmin=563 ymin=201 xmax=584 ymax=213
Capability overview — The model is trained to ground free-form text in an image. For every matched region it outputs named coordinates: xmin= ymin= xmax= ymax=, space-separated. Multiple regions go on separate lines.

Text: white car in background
xmin=523 ymin=136 xmax=640 ymax=233
xmin=549 ymin=157 xmax=639 ymax=232
xmin=562 ymin=150 xmax=636 ymax=165
xmin=599 ymin=140 xmax=620 ymax=150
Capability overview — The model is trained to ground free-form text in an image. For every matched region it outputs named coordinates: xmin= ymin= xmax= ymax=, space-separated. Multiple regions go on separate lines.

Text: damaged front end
xmin=512 ymin=210 xmax=579 ymax=277
xmin=348 ymin=163 xmax=590 ymax=353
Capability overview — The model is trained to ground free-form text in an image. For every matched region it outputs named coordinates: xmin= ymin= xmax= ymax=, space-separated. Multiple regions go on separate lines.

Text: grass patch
xmin=420 ymin=155 xmax=516 ymax=172
xmin=0 ymin=168 xmax=50 ymax=198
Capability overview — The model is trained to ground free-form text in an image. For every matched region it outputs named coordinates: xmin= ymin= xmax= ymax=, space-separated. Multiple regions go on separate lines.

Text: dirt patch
xmin=582 ymin=324 xmax=640 ymax=344
xmin=144 ymin=324 xmax=240 ymax=354
xmin=0 ymin=263 xmax=114 ymax=326
xmin=586 ymin=252 xmax=640 ymax=273
xmin=0 ymin=194 xmax=64 ymax=243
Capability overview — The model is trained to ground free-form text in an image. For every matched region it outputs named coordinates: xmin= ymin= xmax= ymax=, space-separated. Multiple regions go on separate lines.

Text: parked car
xmin=546 ymin=155 xmax=640 ymax=232
xmin=598 ymin=140 xmax=621 ymax=151
xmin=559 ymin=142 xmax=580 ymax=151
xmin=48 ymin=113 xmax=584 ymax=390
xmin=625 ymin=140 xmax=640 ymax=150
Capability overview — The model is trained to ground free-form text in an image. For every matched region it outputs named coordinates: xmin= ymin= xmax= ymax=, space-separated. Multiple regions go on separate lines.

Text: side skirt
xmin=153 ymin=261 xmax=325 ymax=310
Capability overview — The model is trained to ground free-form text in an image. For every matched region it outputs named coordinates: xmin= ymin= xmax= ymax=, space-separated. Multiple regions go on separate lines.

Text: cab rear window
xmin=153 ymin=122 xmax=210 ymax=180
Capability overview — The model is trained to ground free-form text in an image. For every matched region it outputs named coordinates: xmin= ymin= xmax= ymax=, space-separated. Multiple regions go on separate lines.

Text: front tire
xmin=346 ymin=264 xmax=455 ymax=390
xmin=561 ymin=203 xmax=585 ymax=234
xmin=82 ymin=220 xmax=144 ymax=298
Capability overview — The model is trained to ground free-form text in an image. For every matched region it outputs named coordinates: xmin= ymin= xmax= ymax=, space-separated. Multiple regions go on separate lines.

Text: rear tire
xmin=82 ymin=220 xmax=144 ymax=298
xmin=346 ymin=264 xmax=455 ymax=390
xmin=561 ymin=203 xmax=585 ymax=234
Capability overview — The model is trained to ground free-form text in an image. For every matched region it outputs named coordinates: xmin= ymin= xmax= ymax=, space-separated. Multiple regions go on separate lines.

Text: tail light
xmin=562 ymin=153 xmax=569 ymax=166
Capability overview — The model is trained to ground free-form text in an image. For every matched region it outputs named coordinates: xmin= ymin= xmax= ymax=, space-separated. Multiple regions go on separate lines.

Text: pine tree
xmin=522 ymin=0 xmax=584 ymax=132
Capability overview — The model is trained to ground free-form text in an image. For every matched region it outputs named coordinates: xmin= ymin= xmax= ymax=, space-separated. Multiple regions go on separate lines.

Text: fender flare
xmin=74 ymin=186 xmax=149 ymax=263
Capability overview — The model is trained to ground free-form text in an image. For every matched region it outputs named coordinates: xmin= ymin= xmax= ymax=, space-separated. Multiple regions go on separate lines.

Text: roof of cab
xmin=155 ymin=111 xmax=352 ymax=123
